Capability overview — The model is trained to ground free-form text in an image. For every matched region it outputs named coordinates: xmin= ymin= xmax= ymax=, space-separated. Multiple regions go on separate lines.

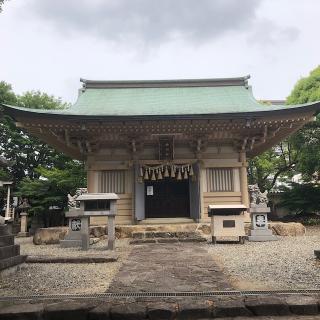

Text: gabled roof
xmin=2 ymin=76 xmax=320 ymax=119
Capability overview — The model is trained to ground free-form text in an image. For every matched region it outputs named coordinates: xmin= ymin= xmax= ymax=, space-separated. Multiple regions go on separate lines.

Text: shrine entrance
xmin=144 ymin=178 xmax=190 ymax=218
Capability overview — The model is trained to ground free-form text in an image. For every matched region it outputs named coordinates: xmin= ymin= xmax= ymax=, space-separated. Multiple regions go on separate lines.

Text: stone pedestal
xmin=248 ymin=205 xmax=277 ymax=242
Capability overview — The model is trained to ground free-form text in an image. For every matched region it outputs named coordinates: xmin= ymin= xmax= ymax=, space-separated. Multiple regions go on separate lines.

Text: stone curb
xmin=25 ymin=255 xmax=118 ymax=264
xmin=0 ymin=295 xmax=319 ymax=319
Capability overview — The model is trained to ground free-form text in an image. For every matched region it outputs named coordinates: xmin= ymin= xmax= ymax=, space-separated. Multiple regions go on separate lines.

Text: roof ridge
xmin=80 ymin=76 xmax=250 ymax=89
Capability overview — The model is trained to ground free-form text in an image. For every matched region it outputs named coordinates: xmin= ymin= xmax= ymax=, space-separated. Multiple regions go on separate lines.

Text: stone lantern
xmin=17 ymin=199 xmax=30 ymax=237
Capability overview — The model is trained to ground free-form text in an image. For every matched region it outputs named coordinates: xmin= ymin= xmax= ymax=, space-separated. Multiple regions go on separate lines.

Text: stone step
xmin=130 ymin=237 xmax=207 ymax=245
xmin=0 ymin=244 xmax=20 ymax=260
xmin=0 ymin=225 xmax=10 ymax=236
xmin=0 ymin=254 xmax=26 ymax=271
xmin=0 ymin=235 xmax=14 ymax=247
xmin=132 ymin=231 xmax=204 ymax=239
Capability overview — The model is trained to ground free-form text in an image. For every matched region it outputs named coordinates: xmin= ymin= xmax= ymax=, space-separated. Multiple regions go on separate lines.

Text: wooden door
xmin=145 ymin=178 xmax=190 ymax=218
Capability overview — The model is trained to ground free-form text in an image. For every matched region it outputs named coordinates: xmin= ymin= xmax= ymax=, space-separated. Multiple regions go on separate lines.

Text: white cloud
xmin=0 ymin=0 xmax=319 ymax=104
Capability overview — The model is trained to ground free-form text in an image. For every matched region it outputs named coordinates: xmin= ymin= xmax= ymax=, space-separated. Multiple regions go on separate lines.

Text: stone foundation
xmin=32 ymin=222 xmax=307 ymax=245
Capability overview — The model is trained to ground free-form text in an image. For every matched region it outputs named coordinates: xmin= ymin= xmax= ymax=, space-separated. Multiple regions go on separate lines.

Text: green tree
xmin=278 ymin=182 xmax=320 ymax=215
xmin=248 ymin=142 xmax=297 ymax=192
xmin=286 ymin=66 xmax=320 ymax=181
xmin=17 ymin=91 xmax=68 ymax=110
xmin=0 ymin=83 xmax=71 ymax=182
xmin=0 ymin=81 xmax=86 ymax=223
xmin=249 ymin=66 xmax=320 ymax=191
xmin=0 ymin=82 xmax=17 ymax=105
xmin=286 ymin=66 xmax=320 ymax=104
xmin=16 ymin=162 xmax=86 ymax=226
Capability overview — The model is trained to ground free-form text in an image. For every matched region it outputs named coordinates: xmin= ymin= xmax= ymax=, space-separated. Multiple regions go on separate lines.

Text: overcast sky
xmin=0 ymin=0 xmax=319 ymax=104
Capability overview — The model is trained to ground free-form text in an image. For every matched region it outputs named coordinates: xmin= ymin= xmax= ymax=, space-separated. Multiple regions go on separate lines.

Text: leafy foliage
xmin=278 ymin=182 xmax=320 ymax=215
xmin=15 ymin=163 xmax=86 ymax=226
xmin=286 ymin=66 xmax=320 ymax=181
xmin=249 ymin=66 xmax=320 ymax=192
xmin=248 ymin=142 xmax=297 ymax=192
xmin=18 ymin=91 xmax=69 ymax=110
xmin=0 ymin=81 xmax=86 ymax=225
xmin=0 ymin=82 xmax=71 ymax=183
xmin=0 ymin=82 xmax=17 ymax=105
xmin=286 ymin=66 xmax=320 ymax=104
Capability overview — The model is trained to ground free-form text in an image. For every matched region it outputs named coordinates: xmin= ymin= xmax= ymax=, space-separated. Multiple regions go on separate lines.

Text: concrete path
xmin=108 ymin=243 xmax=233 ymax=292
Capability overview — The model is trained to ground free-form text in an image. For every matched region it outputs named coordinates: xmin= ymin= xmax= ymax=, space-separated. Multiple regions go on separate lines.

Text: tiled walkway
xmin=108 ymin=243 xmax=232 ymax=293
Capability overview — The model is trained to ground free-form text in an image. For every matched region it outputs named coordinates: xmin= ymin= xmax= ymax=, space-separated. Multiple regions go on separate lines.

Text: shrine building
xmin=2 ymin=76 xmax=320 ymax=225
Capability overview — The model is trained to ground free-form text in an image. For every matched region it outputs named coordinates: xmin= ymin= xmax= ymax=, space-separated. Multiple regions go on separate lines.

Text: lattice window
xmin=99 ymin=170 xmax=125 ymax=194
xmin=206 ymin=168 xmax=234 ymax=192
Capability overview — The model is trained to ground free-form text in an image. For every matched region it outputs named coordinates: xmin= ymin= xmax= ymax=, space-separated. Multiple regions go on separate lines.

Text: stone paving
xmin=108 ymin=242 xmax=233 ymax=293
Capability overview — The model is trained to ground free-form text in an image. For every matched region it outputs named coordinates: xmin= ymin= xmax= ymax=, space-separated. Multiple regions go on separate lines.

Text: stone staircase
xmin=0 ymin=224 xmax=26 ymax=273
xmin=129 ymin=230 xmax=207 ymax=244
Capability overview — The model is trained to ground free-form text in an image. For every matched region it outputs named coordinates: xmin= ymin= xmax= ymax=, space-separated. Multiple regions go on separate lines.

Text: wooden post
xmin=87 ymin=169 xmax=95 ymax=193
xmin=239 ymin=151 xmax=250 ymax=221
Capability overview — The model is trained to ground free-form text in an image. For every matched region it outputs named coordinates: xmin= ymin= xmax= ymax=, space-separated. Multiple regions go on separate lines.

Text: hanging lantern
xmin=139 ymin=166 xmax=144 ymax=177
xmin=158 ymin=169 xmax=163 ymax=180
xmin=183 ymin=170 xmax=188 ymax=179
xmin=144 ymin=169 xmax=149 ymax=180
xmin=177 ymin=168 xmax=182 ymax=180
xmin=164 ymin=166 xmax=169 ymax=177
xmin=171 ymin=165 xmax=176 ymax=178
xmin=151 ymin=170 xmax=156 ymax=181
xmin=189 ymin=165 xmax=194 ymax=176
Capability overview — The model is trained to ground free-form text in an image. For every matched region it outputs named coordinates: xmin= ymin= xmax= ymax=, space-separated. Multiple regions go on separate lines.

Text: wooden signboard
xmin=159 ymin=136 xmax=174 ymax=160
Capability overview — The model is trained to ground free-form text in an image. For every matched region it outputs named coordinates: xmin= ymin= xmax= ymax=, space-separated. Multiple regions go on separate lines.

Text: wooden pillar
xmin=239 ymin=151 xmax=250 ymax=221
xmin=134 ymin=163 xmax=145 ymax=221
xmin=87 ymin=170 xmax=95 ymax=193
xmin=189 ymin=162 xmax=201 ymax=222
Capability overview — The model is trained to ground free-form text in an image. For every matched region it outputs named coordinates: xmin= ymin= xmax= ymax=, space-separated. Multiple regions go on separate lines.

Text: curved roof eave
xmin=1 ymin=101 xmax=320 ymax=122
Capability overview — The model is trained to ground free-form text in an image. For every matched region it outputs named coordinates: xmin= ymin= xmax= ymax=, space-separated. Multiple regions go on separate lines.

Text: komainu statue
xmin=67 ymin=188 xmax=88 ymax=209
xmin=248 ymin=184 xmax=268 ymax=207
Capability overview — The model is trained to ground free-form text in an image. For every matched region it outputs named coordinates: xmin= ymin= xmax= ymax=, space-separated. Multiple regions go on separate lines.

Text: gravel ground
xmin=0 ymin=237 xmax=132 ymax=296
xmin=207 ymin=226 xmax=320 ymax=290
xmin=2 ymin=226 xmax=320 ymax=296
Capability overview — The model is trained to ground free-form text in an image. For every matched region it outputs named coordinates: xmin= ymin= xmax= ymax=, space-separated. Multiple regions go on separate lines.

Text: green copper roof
xmin=70 ymin=86 xmax=272 ymax=116
xmin=2 ymin=77 xmax=320 ymax=118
